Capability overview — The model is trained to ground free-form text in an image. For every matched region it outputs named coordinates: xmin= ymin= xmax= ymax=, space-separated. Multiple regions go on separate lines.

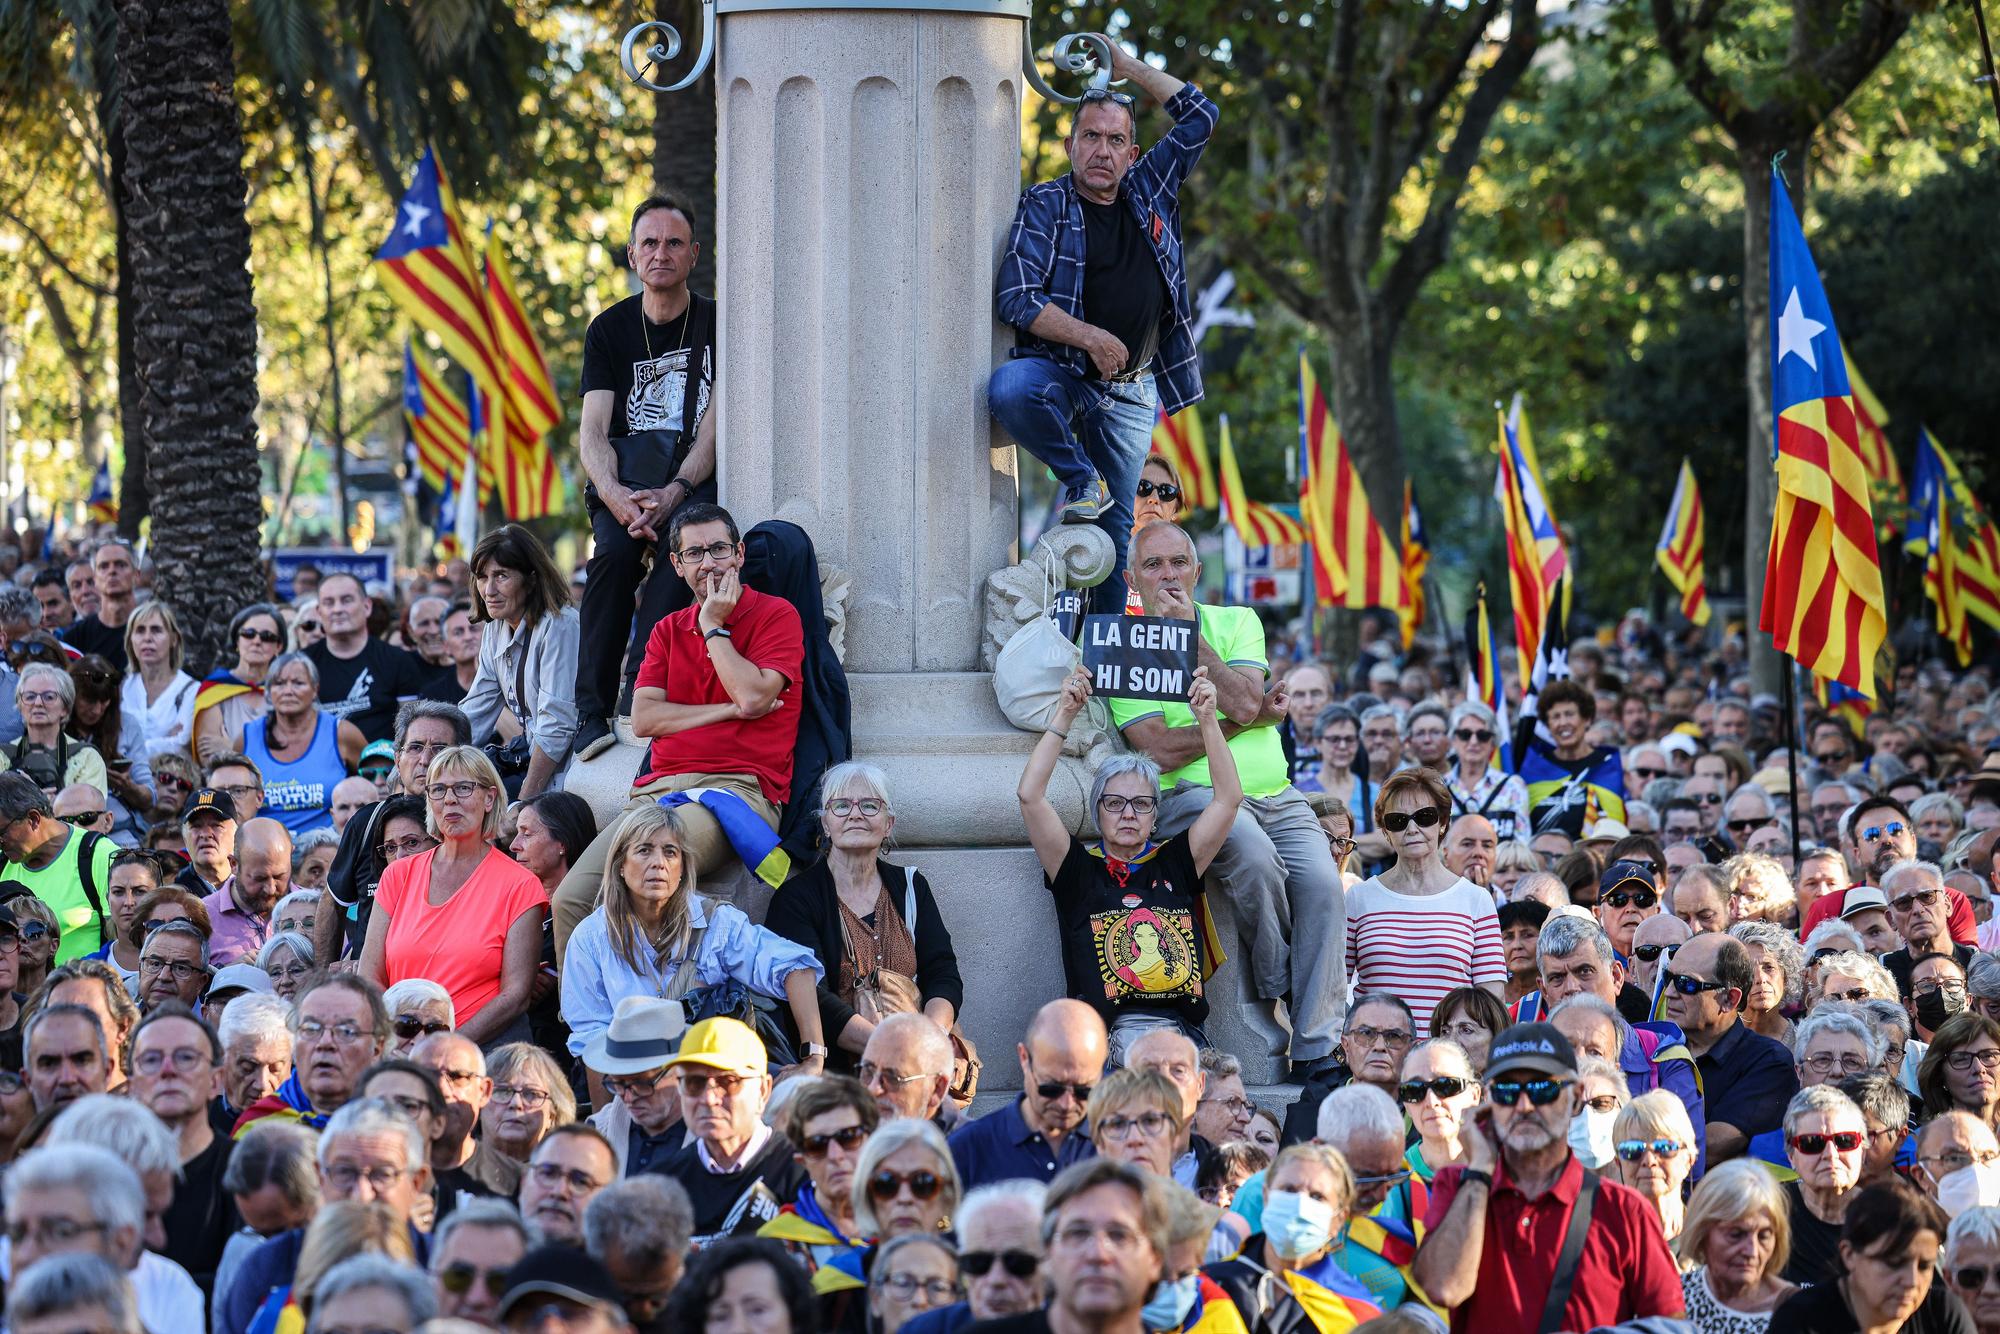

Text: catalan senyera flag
xmin=483 ymin=228 xmax=563 ymax=519
xmin=402 ymin=342 xmax=472 ymax=495
xmin=1463 ymin=581 xmax=1512 ymax=771
xmin=1297 ymin=352 xmax=1407 ymax=613
xmin=1150 ymin=407 xmax=1216 ymax=510
xmin=1759 ymin=166 xmax=1886 ymax=696
xmin=1494 ymin=398 xmax=1569 ymax=668
xmin=1845 ymin=353 xmax=1904 ymax=540
xmin=1217 ymin=415 xmax=1305 ymax=548
xmin=1655 ymin=458 xmax=1713 ymax=626
xmin=374 ymin=147 xmax=506 ymax=453
xmin=86 ymin=461 xmax=116 ymax=524
xmin=1908 ymin=428 xmax=2000 ymax=634
xmin=1400 ymin=481 xmax=1429 ymax=647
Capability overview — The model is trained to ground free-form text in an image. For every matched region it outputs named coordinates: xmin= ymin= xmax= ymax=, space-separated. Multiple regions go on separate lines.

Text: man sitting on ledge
xmin=550 ymin=502 xmax=803 ymax=957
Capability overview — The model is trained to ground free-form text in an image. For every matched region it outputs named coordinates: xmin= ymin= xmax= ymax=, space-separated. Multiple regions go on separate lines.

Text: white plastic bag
xmin=993 ymin=551 xmax=1083 ymax=731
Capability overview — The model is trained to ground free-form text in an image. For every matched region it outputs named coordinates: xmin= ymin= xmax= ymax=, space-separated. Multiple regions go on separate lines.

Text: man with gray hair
xmin=311 ymin=1254 xmax=437 ymax=1331
xmin=1722 ymin=783 xmax=1777 ymax=851
xmin=1881 ymin=858 xmax=1976 ymax=998
xmin=1192 ymin=1048 xmax=1251 ymax=1145
xmin=135 ymin=918 xmax=210 ymax=1011
xmin=585 ymin=1175 xmax=695 ymax=1333
xmin=902 ymin=1180 xmax=1048 ymax=1334
xmin=215 ymin=992 xmax=292 ymax=1134
xmin=7 ymin=1252 xmax=141 ymax=1334
xmin=412 ymin=1030 xmax=521 ymax=1218
xmin=4 ymin=1142 xmax=201 ymax=1334
xmin=858 ymin=1013 xmax=956 ymax=1128
xmin=429 ymin=1197 xmax=529 ymax=1326
xmin=25 ymin=1002 xmax=109 ymax=1112
xmin=1109 ymin=520 xmax=1346 ymax=1078
xmin=1314 ymin=1083 xmax=1429 ymax=1311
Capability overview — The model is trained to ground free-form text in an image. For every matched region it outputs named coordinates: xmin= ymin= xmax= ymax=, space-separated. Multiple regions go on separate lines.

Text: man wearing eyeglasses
xmin=413 ymin=1031 xmax=522 ymax=1217
xmin=1414 ymin=1022 xmax=1683 ymax=1329
xmin=949 ymin=999 xmax=1104 ymax=1191
xmin=583 ymin=997 xmax=690 ymax=1178
xmin=429 ymin=1198 xmax=529 ymax=1327
xmin=232 ymin=973 xmax=389 ymax=1136
xmin=129 ymin=1003 xmax=237 ymax=1295
xmin=659 ymin=1017 xmax=805 ymax=1245
xmin=50 ymin=783 xmax=112 ymax=839
xmin=135 ymin=920 xmax=209 ymax=1012
xmin=1720 ymin=784 xmax=1777 ymax=852
xmin=988 ymin=38 xmax=1216 ymax=617
xmin=518 ymin=1125 xmax=617 ymax=1248
xmin=1662 ymin=932 xmax=1798 ymax=1163
xmin=859 ymin=1014 xmax=957 ymax=1129
xmin=1880 ymin=860 xmax=1977 ymax=1004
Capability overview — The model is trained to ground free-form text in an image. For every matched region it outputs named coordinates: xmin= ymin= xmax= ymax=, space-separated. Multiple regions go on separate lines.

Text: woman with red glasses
xmin=1344 ymin=768 xmax=1507 ymax=1038
xmin=1780 ymin=1084 xmax=1873 ymax=1286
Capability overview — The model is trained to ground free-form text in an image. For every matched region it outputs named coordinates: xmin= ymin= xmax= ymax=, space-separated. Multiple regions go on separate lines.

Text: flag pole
xmin=1782 ymin=660 xmax=1804 ymax=869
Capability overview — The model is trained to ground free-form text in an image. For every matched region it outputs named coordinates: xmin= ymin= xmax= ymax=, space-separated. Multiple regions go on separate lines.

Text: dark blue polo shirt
xmin=1696 ymin=1018 xmax=1799 ymax=1141
xmin=947 ymin=1096 xmax=1095 ymax=1191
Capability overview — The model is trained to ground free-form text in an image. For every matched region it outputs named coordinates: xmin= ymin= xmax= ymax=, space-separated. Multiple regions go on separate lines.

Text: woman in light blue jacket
xmin=562 ymin=802 xmax=828 ymax=1074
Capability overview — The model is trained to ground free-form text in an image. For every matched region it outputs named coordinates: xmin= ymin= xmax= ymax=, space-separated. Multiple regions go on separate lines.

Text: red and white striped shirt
xmin=1344 ymin=876 xmax=1506 ymax=1038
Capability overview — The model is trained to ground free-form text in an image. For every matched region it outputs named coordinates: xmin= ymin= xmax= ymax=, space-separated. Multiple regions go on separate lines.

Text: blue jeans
xmin=989 ymin=357 xmax=1158 ymax=616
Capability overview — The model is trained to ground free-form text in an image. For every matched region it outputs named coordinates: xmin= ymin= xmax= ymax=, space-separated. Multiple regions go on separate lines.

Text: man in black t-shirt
xmin=988 ymin=40 xmax=1217 ymax=615
xmin=60 ymin=540 xmax=137 ymax=669
xmin=303 ymin=573 xmax=431 ymax=743
xmin=571 ymin=194 xmax=722 ymax=760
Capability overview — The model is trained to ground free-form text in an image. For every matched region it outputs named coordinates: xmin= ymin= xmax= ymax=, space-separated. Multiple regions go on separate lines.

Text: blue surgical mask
xmin=1261 ymin=1189 xmax=1336 ymax=1260
xmin=1141 ymin=1273 xmax=1201 ymax=1332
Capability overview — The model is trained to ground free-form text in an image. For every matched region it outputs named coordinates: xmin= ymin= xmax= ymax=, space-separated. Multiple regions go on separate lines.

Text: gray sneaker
xmin=1059 ymin=477 xmax=1111 ymax=524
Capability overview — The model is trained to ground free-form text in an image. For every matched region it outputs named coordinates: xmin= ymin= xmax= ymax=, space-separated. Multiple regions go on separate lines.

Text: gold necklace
xmin=640 ymin=296 xmax=692 ymax=360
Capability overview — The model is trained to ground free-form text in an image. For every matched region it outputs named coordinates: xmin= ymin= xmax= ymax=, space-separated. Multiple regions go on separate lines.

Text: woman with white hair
xmin=1444 ymin=700 xmax=1530 ymax=841
xmin=1945 ymin=1205 xmax=2000 ymax=1333
xmin=1915 ymin=792 xmax=1966 ymax=850
xmin=1675 ymin=1158 xmax=1796 ymax=1330
xmin=764 ymin=760 xmax=966 ymax=1071
xmin=1019 ymin=666 xmax=1242 ymax=1064
xmin=0 ymin=663 xmax=105 ymax=791
xmin=6 ymin=1252 xmax=142 ymax=1334
xmin=381 ymin=979 xmax=456 ymax=1056
xmin=258 ymin=932 xmax=315 ymax=1002
xmin=308 ymin=1253 xmax=436 ymax=1334
xmin=1729 ymin=920 xmax=1804 ymax=1046
xmin=851 ymin=1118 xmax=960 ymax=1240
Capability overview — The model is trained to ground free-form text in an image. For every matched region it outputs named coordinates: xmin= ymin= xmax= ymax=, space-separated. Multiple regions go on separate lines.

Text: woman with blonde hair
xmin=1205 ymin=1142 xmax=1382 ymax=1328
xmin=241 ymin=1199 xmax=417 ymax=1332
xmin=1490 ymin=840 xmax=1543 ymax=901
xmin=359 ymin=745 xmax=546 ymax=1046
xmin=120 ymin=600 xmax=197 ymax=761
xmin=1086 ymin=1068 xmax=1188 ymax=1179
xmin=560 ymin=802 xmax=826 ymax=1071
xmin=1723 ymin=852 xmax=1796 ymax=928
xmin=1613 ymin=1089 xmax=1700 ymax=1240
xmin=1675 ymin=1158 xmax=1795 ymax=1329
xmin=482 ymin=1041 xmax=576 ymax=1162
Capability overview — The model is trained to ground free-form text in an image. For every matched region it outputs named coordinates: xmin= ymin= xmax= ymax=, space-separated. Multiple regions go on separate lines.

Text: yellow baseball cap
xmin=664 ymin=1017 xmax=767 ymax=1076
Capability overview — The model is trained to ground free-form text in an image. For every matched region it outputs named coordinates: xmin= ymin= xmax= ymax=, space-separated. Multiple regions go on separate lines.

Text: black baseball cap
xmin=180 ymin=789 xmax=233 ymax=824
xmin=1598 ymin=859 xmax=1657 ymax=897
xmin=1484 ymin=1022 xmax=1578 ymax=1081
xmin=495 ymin=1245 xmax=625 ymax=1321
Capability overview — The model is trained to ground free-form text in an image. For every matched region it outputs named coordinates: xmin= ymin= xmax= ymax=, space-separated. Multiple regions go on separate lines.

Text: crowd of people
xmin=6 ymin=29 xmax=2000 ymax=1334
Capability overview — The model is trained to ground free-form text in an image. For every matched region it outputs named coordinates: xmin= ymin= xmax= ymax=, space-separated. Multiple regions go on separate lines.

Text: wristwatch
xmin=703 ymin=626 xmax=732 ymax=642
xmin=804 ymin=1042 xmax=829 ymax=1059
xmin=1460 ymin=1168 xmax=1492 ymax=1189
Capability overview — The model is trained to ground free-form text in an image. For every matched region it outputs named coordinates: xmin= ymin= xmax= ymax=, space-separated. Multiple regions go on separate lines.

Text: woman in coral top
xmin=360 ymin=745 xmax=547 ymax=1047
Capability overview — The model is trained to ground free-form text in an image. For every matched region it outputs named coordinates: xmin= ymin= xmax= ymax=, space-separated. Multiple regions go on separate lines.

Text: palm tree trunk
xmin=115 ymin=0 xmax=265 ymax=676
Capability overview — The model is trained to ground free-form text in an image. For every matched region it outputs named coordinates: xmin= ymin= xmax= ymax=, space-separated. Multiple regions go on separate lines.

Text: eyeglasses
xmin=295 ymin=1020 xmax=375 ymax=1045
xmin=1200 ymin=1095 xmax=1253 ymax=1117
xmin=425 ymin=780 xmax=486 ymax=803
xmin=375 ymin=1093 xmax=437 ymax=1123
xmin=1859 ymin=821 xmax=1908 ymax=843
xmin=1800 ymin=1052 xmax=1873 ymax=1075
xmin=214 ymin=783 xmax=262 ymax=800
xmin=1345 ymin=1025 xmax=1414 ymax=1050
xmin=1053 ymin=1222 xmax=1146 ymax=1252
xmin=1945 ymin=1049 xmax=2000 ymax=1072
xmin=1135 ymin=479 xmax=1181 ymax=504
xmin=1351 ymin=1168 xmax=1414 ymax=1189
xmin=380 ymin=835 xmax=437 ymax=860
xmin=0 ymin=1071 xmax=21 ymax=1096
xmin=492 ymin=1084 xmax=552 ymax=1108
xmin=673 ymin=540 xmax=738 ymax=564
xmin=140 ymin=956 xmax=208 ymax=981
xmin=1890 ymin=887 xmax=1942 ymax=913
xmin=1098 ymin=794 xmax=1157 ymax=815
xmin=1662 ymin=971 xmax=1732 ymax=996
xmin=826 ymin=798 xmax=886 ymax=819
xmin=1726 ymin=817 xmax=1774 ymax=835
xmin=868 ymin=1168 xmax=943 ymax=1202
xmin=800 ymin=1125 xmax=871 ymax=1158
xmin=17 ymin=923 xmax=48 ymax=944
xmin=4 ymin=1218 xmax=108 ymax=1248
xmin=1602 ymin=887 xmax=1658 ymax=911
xmin=325 ymin=1163 xmax=414 ymax=1192
xmin=678 ymin=1071 xmax=751 ymax=1098
xmin=16 ymin=690 xmax=60 ymax=706
xmin=238 ymin=628 xmax=284 ymax=645
xmin=881 ymin=1273 xmax=961 ymax=1304
xmin=1324 ymin=833 xmax=1355 ymax=856
xmin=400 ymin=739 xmax=451 ymax=757
xmin=134 ymin=1047 xmax=213 ymax=1076
xmin=1615 ymin=1138 xmax=1685 ymax=1162
xmin=1788 ymin=1130 xmax=1865 ymax=1156
xmin=1955 ymin=1266 xmax=2000 ymax=1292
xmin=1398 ymin=1076 xmax=1469 ymax=1104
xmin=961 ymin=1249 xmax=1039 ymax=1278
xmin=1914 ymin=981 xmax=1969 ymax=1000
xmin=1453 ymin=728 xmax=1494 ymax=744
xmin=393 ymin=1014 xmax=452 ymax=1042
xmin=1925 ymin=1149 xmax=2000 ymax=1174
xmin=859 ymin=1062 xmax=929 ymax=1091
xmin=603 ymin=1067 xmax=674 ymax=1099
xmin=529 ymin=1160 xmax=606 ymax=1193
xmin=1632 ymin=943 xmax=1682 ymax=963
xmin=1488 ymin=1078 xmax=1571 ymax=1107
xmin=266 ymin=959 xmax=312 ymax=982
xmin=1380 ymin=807 xmax=1443 ymax=833
xmin=1096 ymin=1111 xmax=1173 ymax=1140
xmin=437 ymin=1262 xmax=513 ymax=1299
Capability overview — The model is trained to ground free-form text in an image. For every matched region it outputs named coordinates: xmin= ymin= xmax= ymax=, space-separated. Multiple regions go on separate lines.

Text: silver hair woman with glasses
xmin=764 ymin=760 xmax=965 ymax=1071
xmin=1018 ymin=665 xmax=1242 ymax=1067
xmin=1444 ymin=700 xmax=1530 ymax=841
xmin=2 ymin=663 xmax=105 ymax=792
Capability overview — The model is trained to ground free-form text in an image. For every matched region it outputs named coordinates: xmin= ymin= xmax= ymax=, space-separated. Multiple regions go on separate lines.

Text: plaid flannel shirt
xmin=994 ymin=83 xmax=1219 ymax=415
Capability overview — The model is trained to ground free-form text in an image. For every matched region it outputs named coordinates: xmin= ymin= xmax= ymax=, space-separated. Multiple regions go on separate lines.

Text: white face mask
xmin=1935 ymin=1161 xmax=2000 ymax=1219
xmin=1568 ymin=1107 xmax=1618 ymax=1169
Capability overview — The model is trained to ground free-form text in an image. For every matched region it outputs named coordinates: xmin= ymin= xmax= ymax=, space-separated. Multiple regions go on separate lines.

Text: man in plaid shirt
xmin=989 ymin=38 xmax=1218 ymax=615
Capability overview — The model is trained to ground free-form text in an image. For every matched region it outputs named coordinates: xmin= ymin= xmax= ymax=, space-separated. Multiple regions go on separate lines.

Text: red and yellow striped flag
xmin=1400 ymin=481 xmax=1429 ymax=647
xmin=1655 ymin=459 xmax=1713 ymax=626
xmin=1297 ymin=352 xmax=1407 ymax=614
xmin=1150 ymin=407 xmax=1216 ymax=510
xmin=1845 ymin=353 xmax=1904 ymax=542
xmin=482 ymin=229 xmax=563 ymax=519
xmin=1217 ymin=415 xmax=1305 ymax=548
xmin=402 ymin=342 xmax=471 ymax=494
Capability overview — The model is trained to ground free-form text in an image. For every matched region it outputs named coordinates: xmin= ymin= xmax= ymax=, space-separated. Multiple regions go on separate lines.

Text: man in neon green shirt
xmin=1105 ymin=522 xmax=1347 ymax=1077
xmin=0 ymin=773 xmax=110 ymax=962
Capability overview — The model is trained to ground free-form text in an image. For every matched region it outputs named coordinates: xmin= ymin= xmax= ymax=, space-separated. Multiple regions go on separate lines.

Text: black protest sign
xmin=1082 ymin=615 xmax=1198 ymax=701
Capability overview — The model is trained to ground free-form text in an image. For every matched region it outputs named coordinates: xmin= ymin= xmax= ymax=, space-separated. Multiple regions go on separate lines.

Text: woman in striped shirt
xmin=1344 ymin=768 xmax=1507 ymax=1038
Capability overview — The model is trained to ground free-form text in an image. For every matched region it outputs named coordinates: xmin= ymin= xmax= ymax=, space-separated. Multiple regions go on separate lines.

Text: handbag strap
xmin=510 ymin=622 xmax=536 ymax=726
xmin=902 ymin=865 xmax=918 ymax=937
xmin=664 ymin=922 xmax=707 ymax=999
xmin=1538 ymin=1168 xmax=1597 ymax=1334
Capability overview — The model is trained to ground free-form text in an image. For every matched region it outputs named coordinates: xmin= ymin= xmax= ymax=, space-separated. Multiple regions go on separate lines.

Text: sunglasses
xmin=16 ymin=924 xmax=48 ymax=944
xmin=60 ymin=811 xmax=105 ymax=827
xmin=961 ymin=1249 xmax=1039 ymax=1279
xmin=1632 ymin=942 xmax=1682 ymax=963
xmin=1489 ymin=1078 xmax=1570 ymax=1107
xmin=1890 ymin=888 xmax=1942 ymax=913
xmin=1453 ymin=728 xmax=1494 ymax=744
xmin=1397 ymin=1076 xmax=1469 ymax=1104
xmin=868 ymin=1169 xmax=943 ymax=1202
xmin=1134 ymin=479 xmax=1181 ymax=504
xmin=1629 ymin=766 xmax=1667 ymax=782
xmin=1615 ymin=1138 xmax=1685 ymax=1162
xmin=1380 ymin=807 xmax=1444 ymax=833
xmin=799 ymin=1125 xmax=870 ymax=1158
xmin=1034 ymin=1078 xmax=1094 ymax=1104
xmin=1859 ymin=821 xmax=1907 ymax=842
xmin=359 ymin=766 xmax=393 ymax=783
xmin=1663 ymin=971 xmax=1732 ymax=996
xmin=1602 ymin=888 xmax=1658 ymax=911
xmin=393 ymin=1014 xmax=452 ymax=1041
xmin=438 ymin=1263 xmax=512 ymax=1299
xmin=1080 ymin=87 xmax=1137 ymax=108
xmin=237 ymin=628 xmax=284 ymax=645
xmin=1726 ymin=817 xmax=1773 ymax=835
xmin=1788 ymin=1130 xmax=1865 ymax=1155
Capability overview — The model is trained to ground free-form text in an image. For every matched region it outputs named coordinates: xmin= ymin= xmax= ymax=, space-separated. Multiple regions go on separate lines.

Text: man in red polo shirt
xmin=1413 ymin=1022 xmax=1682 ymax=1332
xmin=549 ymin=502 xmax=803 ymax=953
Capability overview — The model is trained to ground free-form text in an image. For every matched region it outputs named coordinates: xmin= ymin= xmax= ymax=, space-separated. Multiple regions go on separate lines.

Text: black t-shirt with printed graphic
xmin=581 ymin=291 xmax=716 ymax=440
xmin=1045 ymin=831 xmax=1210 ymax=1026
xmin=305 ymin=637 xmax=431 ymax=743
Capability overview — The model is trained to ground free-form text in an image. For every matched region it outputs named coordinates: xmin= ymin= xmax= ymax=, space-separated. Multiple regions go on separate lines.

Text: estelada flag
xmin=1759 ymin=166 xmax=1886 ymax=695
xmin=1655 ymin=458 xmax=1713 ymax=626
